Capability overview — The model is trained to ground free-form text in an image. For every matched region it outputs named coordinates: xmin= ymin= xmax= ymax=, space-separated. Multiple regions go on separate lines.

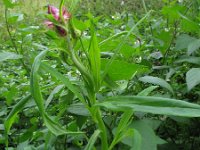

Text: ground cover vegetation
xmin=1 ymin=0 xmax=200 ymax=149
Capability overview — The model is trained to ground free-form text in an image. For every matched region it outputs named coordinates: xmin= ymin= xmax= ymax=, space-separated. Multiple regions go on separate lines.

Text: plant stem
xmin=4 ymin=8 xmax=30 ymax=74
xmin=66 ymin=35 xmax=94 ymax=88
xmin=96 ymin=108 xmax=108 ymax=150
xmin=90 ymin=93 xmax=108 ymax=150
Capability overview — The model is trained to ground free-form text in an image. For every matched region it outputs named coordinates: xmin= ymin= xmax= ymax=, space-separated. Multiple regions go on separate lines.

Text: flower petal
xmin=48 ymin=5 xmax=59 ymax=20
xmin=44 ymin=20 xmax=54 ymax=28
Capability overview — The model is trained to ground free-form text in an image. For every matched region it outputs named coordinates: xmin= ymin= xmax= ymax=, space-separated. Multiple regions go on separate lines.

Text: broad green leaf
xmin=101 ymin=59 xmax=148 ymax=81
xmin=121 ymin=128 xmax=142 ymax=150
xmin=130 ymin=129 xmax=142 ymax=150
xmin=67 ymin=103 xmax=90 ymax=116
xmin=137 ymin=86 xmax=158 ymax=96
xmin=187 ymin=39 xmax=200 ymax=55
xmin=162 ymin=5 xmax=185 ymax=21
xmin=101 ymin=11 xmax=152 ymax=80
xmin=4 ymin=94 xmax=31 ymax=134
xmin=84 ymin=130 xmax=100 ymax=150
xmin=3 ymin=0 xmax=15 ymax=8
xmin=175 ymin=34 xmax=196 ymax=50
xmin=89 ymin=30 xmax=101 ymax=91
xmin=180 ymin=13 xmax=199 ymax=33
xmin=96 ymin=96 xmax=200 ymax=117
xmin=72 ymin=17 xmax=87 ymax=31
xmin=139 ymin=76 xmax=174 ymax=94
xmin=0 ymin=52 xmax=22 ymax=62
xmin=8 ymin=13 xmax=24 ymax=23
xmin=186 ymin=68 xmax=200 ymax=91
xmin=130 ymin=120 xmax=166 ymax=150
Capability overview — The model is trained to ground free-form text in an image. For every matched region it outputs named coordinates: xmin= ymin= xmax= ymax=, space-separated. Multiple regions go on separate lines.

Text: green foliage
xmin=1 ymin=0 xmax=200 ymax=149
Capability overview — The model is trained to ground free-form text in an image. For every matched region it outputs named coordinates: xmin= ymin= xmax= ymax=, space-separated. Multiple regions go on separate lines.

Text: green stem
xmin=89 ymin=93 xmax=108 ymax=150
xmin=66 ymin=36 xmax=94 ymax=87
xmin=4 ymin=8 xmax=30 ymax=74
xmin=96 ymin=108 xmax=108 ymax=150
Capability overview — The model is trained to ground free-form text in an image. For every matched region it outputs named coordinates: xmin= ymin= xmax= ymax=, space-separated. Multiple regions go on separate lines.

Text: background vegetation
xmin=1 ymin=0 xmax=200 ymax=150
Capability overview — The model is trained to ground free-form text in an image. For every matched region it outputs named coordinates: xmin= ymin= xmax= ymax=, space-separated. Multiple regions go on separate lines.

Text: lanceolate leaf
xmin=96 ymin=96 xmax=200 ymax=117
xmin=4 ymin=94 xmax=31 ymax=134
xmin=40 ymin=63 xmax=86 ymax=105
xmin=137 ymin=86 xmax=158 ymax=96
xmin=139 ymin=76 xmax=174 ymax=94
xmin=89 ymin=30 xmax=101 ymax=91
xmin=30 ymin=50 xmax=47 ymax=113
xmin=0 ymin=52 xmax=22 ymax=62
xmin=175 ymin=56 xmax=200 ymax=65
xmin=84 ymin=130 xmax=100 ymax=150
xmin=31 ymin=50 xmax=83 ymax=136
xmin=186 ymin=68 xmax=200 ymax=91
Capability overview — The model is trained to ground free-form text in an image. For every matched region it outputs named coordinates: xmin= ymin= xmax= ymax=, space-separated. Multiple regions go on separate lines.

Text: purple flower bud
xmin=45 ymin=5 xmax=71 ymax=36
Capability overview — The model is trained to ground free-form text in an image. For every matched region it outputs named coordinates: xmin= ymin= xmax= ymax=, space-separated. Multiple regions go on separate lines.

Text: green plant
xmin=2 ymin=0 xmax=200 ymax=149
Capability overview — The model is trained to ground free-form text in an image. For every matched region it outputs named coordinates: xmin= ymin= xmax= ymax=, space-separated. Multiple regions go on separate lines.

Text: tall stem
xmin=90 ymin=93 xmax=108 ymax=150
xmin=5 ymin=8 xmax=30 ymax=73
xmin=96 ymin=108 xmax=108 ymax=150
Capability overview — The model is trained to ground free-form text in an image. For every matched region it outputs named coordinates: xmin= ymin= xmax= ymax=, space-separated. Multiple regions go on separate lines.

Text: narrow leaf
xmin=40 ymin=63 xmax=86 ymax=104
xmin=4 ymin=94 xmax=31 ymax=134
xmin=31 ymin=50 xmax=81 ymax=136
xmin=139 ymin=76 xmax=174 ymax=94
xmin=89 ymin=31 xmax=101 ymax=91
xmin=84 ymin=130 xmax=100 ymax=150
xmin=96 ymin=96 xmax=200 ymax=117
xmin=0 ymin=52 xmax=22 ymax=62
xmin=45 ymin=85 xmax=64 ymax=109
xmin=137 ymin=86 xmax=158 ymax=96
